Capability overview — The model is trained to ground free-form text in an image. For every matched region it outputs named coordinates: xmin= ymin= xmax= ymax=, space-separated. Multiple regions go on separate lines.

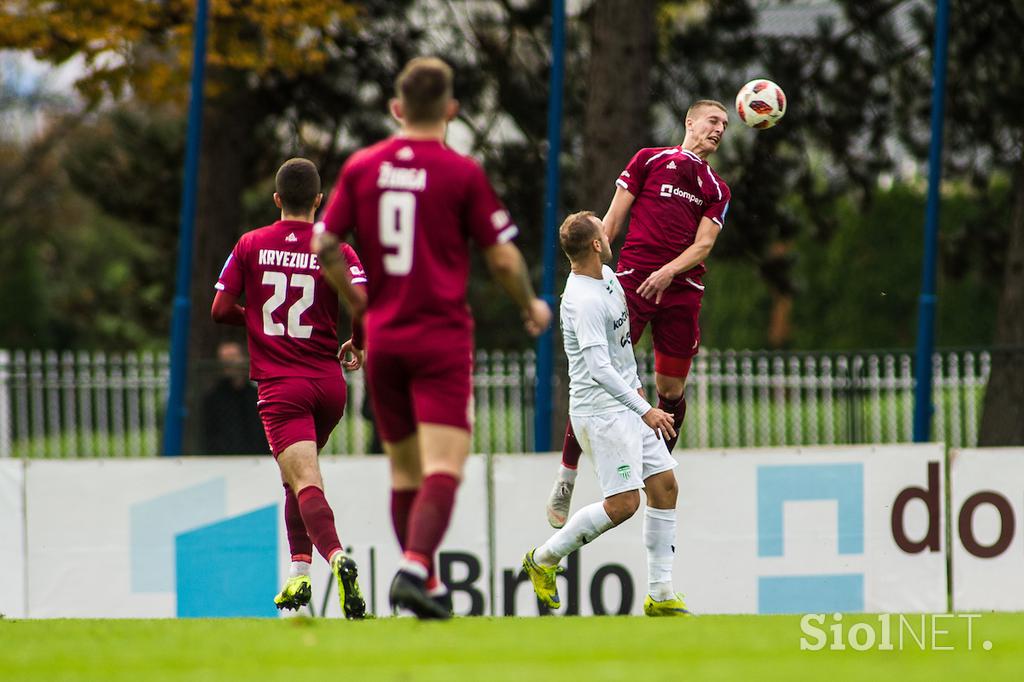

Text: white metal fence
xmin=0 ymin=348 xmax=993 ymax=458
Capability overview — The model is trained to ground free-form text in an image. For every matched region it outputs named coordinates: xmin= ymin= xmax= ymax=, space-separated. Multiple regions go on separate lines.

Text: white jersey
xmin=560 ymin=265 xmax=642 ymax=416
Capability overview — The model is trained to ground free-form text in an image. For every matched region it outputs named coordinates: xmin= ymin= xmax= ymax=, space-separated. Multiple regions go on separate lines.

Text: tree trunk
xmin=979 ymin=158 xmax=1024 ymax=446
xmin=546 ymin=0 xmax=655 ymax=448
xmin=580 ymin=0 xmax=655 ymax=213
xmin=181 ymin=78 xmax=264 ymax=453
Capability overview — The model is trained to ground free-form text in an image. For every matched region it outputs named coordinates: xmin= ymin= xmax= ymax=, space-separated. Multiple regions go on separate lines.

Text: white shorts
xmin=570 ymin=410 xmax=678 ymax=498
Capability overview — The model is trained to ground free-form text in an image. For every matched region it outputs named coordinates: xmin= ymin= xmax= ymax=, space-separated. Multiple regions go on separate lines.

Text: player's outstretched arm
xmin=211 ymin=291 xmax=246 ymax=326
xmin=312 ymin=228 xmax=368 ymax=318
xmin=636 ymin=216 xmax=722 ymax=304
xmin=602 ymin=186 xmax=636 ymax=243
xmin=483 ymin=242 xmax=551 ymax=337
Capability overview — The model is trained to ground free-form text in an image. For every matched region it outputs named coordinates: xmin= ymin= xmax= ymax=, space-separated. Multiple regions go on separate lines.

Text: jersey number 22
xmin=261 ymin=271 xmax=314 ymax=339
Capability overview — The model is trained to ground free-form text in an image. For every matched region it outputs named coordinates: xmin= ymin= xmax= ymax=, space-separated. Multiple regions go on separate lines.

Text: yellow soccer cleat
xmin=643 ymin=593 xmax=692 ymax=617
xmin=331 ymin=553 xmax=368 ymax=620
xmin=522 ymin=549 xmax=561 ymax=609
xmin=274 ymin=574 xmax=312 ymax=611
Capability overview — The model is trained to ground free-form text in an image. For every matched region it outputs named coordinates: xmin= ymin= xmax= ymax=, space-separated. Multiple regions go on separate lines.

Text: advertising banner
xmin=18 ymin=445 xmax=947 ymax=617
xmin=23 ymin=456 xmax=489 ymax=618
xmin=493 ymin=444 xmax=947 ymax=615
xmin=950 ymin=448 xmax=1024 ymax=612
xmin=0 ymin=460 xmax=25 ymax=618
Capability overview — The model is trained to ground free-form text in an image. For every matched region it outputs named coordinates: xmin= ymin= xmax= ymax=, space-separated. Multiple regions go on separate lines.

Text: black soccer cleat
xmin=431 ymin=589 xmax=454 ymax=617
xmin=389 ymin=570 xmax=452 ymax=620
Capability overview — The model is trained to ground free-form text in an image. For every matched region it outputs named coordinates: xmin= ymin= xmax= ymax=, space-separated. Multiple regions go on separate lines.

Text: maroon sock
xmin=391 ymin=488 xmax=418 ymax=551
xmin=561 ymin=419 xmax=582 ymax=468
xmin=393 ymin=488 xmax=439 ymax=579
xmin=404 ymin=473 xmax=459 ymax=571
xmin=296 ymin=486 xmax=343 ymax=562
xmin=284 ymin=484 xmax=313 ymax=563
xmin=658 ymin=394 xmax=687 ymax=452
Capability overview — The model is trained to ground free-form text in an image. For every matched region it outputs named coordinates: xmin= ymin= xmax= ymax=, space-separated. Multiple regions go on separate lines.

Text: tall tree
xmin=580 ymin=0 xmax=655 ymax=212
xmin=1 ymin=0 xmax=422 ymax=449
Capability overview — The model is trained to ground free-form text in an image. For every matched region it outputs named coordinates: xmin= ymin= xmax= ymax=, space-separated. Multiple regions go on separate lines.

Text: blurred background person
xmin=200 ymin=341 xmax=268 ymax=455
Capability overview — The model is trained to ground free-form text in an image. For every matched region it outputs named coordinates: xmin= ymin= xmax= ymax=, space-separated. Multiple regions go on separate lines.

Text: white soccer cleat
xmin=546 ymin=479 xmax=575 ymax=528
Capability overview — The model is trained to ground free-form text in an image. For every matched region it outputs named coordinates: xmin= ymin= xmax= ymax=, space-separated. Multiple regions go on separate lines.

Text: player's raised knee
xmin=604 ymin=490 xmax=642 ymax=525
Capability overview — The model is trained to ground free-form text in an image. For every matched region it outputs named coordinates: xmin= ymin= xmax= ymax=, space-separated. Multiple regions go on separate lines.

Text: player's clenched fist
xmin=642 ymin=407 xmax=677 ymax=441
xmin=523 ymin=298 xmax=553 ymax=337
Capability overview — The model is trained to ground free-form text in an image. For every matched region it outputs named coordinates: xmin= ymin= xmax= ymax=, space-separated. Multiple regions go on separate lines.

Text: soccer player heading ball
xmin=212 ymin=158 xmax=369 ymax=619
xmin=522 ymin=211 xmax=689 ymax=616
xmin=546 ymin=100 xmax=732 ymax=529
xmin=313 ymin=57 xmax=552 ymax=619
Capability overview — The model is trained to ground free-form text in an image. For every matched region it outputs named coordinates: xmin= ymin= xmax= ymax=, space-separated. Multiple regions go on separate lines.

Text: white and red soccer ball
xmin=735 ymin=79 xmax=786 ymax=129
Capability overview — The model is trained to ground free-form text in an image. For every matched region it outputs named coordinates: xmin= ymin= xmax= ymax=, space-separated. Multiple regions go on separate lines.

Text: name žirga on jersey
xmin=377 ymin=162 xmax=427 ymax=191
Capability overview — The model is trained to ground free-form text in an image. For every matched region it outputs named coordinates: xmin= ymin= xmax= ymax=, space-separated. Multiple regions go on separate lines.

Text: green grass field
xmin=2 ymin=614 xmax=1020 ymax=681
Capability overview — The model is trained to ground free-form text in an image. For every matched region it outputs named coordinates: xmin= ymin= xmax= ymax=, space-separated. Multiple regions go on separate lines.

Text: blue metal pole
xmin=913 ymin=0 xmax=951 ymax=442
xmin=534 ymin=0 xmax=566 ymax=452
xmin=162 ymin=0 xmax=210 ymax=456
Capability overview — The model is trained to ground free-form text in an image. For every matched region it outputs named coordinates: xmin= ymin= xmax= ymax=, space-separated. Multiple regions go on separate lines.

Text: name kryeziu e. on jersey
xmin=257 ymin=249 xmax=321 ymax=270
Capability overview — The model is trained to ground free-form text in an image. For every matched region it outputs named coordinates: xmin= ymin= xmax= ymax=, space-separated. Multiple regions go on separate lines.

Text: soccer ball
xmin=735 ymin=79 xmax=786 ymax=129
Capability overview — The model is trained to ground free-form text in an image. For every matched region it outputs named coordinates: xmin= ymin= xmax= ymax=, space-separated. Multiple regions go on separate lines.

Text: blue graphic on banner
xmin=756 ymin=463 xmax=865 ymax=613
xmin=130 ymin=479 xmax=226 ymax=592
xmin=130 ymin=479 xmax=280 ymax=617
xmin=176 ymin=505 xmax=278 ymax=618
xmin=758 ymin=574 xmax=864 ymax=614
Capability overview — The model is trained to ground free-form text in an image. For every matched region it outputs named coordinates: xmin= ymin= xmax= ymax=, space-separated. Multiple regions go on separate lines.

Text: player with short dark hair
xmin=313 ymin=56 xmax=551 ymax=619
xmin=275 ymin=157 xmax=322 ymax=215
xmin=546 ymin=100 xmax=732 ymax=528
xmin=212 ymin=157 xmax=368 ymax=619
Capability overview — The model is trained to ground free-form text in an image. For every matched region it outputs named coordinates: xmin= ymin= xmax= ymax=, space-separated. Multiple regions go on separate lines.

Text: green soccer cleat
xmin=331 ymin=553 xmax=367 ymax=620
xmin=643 ymin=593 xmax=692 ymax=617
xmin=274 ymin=575 xmax=312 ymax=612
xmin=522 ymin=549 xmax=561 ymax=609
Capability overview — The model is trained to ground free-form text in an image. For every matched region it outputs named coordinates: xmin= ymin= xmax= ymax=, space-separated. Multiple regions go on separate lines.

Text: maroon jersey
xmin=615 ymin=146 xmax=731 ymax=282
xmin=215 ymin=220 xmax=367 ymax=381
xmin=319 ymin=137 xmax=518 ymax=353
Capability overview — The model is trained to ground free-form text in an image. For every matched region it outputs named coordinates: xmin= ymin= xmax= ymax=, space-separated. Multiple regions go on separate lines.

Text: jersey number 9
xmin=379 ymin=190 xmax=416 ymax=276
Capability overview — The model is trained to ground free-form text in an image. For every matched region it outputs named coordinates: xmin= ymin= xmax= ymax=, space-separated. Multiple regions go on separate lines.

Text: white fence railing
xmin=0 ymin=348 xmax=993 ymax=458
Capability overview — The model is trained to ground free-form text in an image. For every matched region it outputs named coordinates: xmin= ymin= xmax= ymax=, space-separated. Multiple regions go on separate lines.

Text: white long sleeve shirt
xmin=560 ymin=265 xmax=649 ymax=417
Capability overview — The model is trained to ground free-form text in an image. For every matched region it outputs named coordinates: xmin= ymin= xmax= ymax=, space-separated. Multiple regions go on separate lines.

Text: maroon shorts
xmin=617 ymin=268 xmax=704 ymax=365
xmin=256 ymin=375 xmax=347 ymax=456
xmin=364 ymin=345 xmax=473 ymax=442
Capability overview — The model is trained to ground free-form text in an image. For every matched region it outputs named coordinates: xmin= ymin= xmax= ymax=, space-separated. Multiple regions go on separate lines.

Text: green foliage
xmin=2 ymin=0 xmax=1017 ymax=356
xmin=699 ymin=182 xmax=1006 ymax=351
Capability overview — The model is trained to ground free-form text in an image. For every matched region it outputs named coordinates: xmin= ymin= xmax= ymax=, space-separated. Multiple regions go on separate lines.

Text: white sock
xmin=535 ymin=501 xmax=614 ymax=566
xmin=289 ymin=561 xmax=311 ymax=578
xmin=558 ymin=465 xmax=578 ymax=484
xmin=399 ymin=557 xmax=429 ymax=580
xmin=644 ymin=506 xmax=677 ymax=600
